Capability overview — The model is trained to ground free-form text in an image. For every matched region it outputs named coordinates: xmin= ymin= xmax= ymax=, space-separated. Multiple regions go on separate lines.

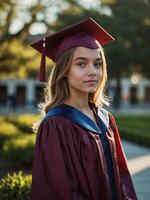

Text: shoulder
xmin=36 ymin=115 xmax=86 ymax=147
xmin=36 ymin=116 xmax=73 ymax=142
xmin=38 ymin=115 xmax=81 ymax=134
xmin=40 ymin=115 xmax=72 ymax=128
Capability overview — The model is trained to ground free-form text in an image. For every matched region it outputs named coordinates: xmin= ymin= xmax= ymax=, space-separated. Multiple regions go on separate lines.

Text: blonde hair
xmin=33 ymin=46 xmax=109 ymax=132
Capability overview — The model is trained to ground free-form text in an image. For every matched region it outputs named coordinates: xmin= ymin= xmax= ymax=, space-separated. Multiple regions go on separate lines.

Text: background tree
xmin=0 ymin=0 xmax=149 ymax=87
xmin=101 ymin=0 xmax=150 ymax=75
xmin=0 ymin=0 xmax=71 ymax=78
xmin=100 ymin=0 xmax=150 ymax=108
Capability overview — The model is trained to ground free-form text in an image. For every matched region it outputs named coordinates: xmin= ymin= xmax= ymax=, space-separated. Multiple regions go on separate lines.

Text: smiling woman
xmin=30 ymin=18 xmax=137 ymax=200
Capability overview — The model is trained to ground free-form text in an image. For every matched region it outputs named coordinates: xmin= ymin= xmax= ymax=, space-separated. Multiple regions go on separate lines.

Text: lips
xmin=84 ymin=80 xmax=98 ymax=83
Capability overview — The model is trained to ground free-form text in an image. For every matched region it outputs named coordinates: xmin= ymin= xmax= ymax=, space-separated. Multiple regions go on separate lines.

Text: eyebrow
xmin=74 ymin=57 xmax=102 ymax=61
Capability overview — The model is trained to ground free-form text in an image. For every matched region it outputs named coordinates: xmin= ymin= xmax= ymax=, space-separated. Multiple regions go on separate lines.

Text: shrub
xmin=13 ymin=114 xmax=41 ymax=133
xmin=0 ymin=171 xmax=32 ymax=200
xmin=0 ymin=122 xmax=19 ymax=138
xmin=114 ymin=114 xmax=150 ymax=147
xmin=16 ymin=114 xmax=40 ymax=127
xmin=0 ymin=121 xmax=20 ymax=149
xmin=2 ymin=134 xmax=36 ymax=167
xmin=0 ymin=114 xmax=40 ymax=134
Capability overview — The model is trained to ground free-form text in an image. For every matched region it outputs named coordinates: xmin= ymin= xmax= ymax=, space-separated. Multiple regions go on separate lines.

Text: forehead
xmin=73 ymin=47 xmax=101 ymax=59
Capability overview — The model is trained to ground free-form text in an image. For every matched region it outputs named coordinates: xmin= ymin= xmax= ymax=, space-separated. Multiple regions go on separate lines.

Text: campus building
xmin=0 ymin=78 xmax=150 ymax=110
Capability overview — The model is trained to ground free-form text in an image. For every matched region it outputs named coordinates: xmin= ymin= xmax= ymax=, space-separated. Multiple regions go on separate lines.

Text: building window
xmin=145 ymin=86 xmax=150 ymax=103
xmin=130 ymin=86 xmax=138 ymax=104
xmin=0 ymin=85 xmax=7 ymax=105
xmin=16 ymin=85 xmax=26 ymax=106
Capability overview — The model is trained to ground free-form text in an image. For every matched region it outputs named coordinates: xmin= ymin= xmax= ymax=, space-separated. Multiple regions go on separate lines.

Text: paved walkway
xmin=122 ymin=140 xmax=150 ymax=200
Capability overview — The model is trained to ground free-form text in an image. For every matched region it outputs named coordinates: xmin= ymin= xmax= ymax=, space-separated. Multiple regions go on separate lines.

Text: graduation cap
xmin=31 ymin=18 xmax=114 ymax=82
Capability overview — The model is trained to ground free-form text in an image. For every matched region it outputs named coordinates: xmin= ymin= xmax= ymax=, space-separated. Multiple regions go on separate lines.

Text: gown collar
xmin=43 ymin=104 xmax=109 ymax=134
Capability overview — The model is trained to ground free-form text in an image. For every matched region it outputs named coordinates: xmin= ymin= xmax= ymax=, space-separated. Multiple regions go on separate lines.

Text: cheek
xmin=97 ymin=68 xmax=103 ymax=81
xmin=67 ymin=68 xmax=83 ymax=84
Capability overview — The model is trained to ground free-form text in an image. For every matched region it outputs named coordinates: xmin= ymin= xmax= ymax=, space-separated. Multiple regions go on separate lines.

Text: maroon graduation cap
xmin=30 ymin=18 xmax=114 ymax=82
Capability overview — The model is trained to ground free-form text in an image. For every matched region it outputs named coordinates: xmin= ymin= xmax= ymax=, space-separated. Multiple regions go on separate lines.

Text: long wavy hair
xmin=33 ymin=46 xmax=109 ymax=132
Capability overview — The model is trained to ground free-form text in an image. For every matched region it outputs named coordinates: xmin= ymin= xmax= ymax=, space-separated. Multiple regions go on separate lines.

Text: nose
xmin=87 ymin=63 xmax=97 ymax=76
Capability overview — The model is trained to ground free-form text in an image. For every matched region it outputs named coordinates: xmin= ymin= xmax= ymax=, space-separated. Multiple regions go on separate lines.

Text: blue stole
xmin=43 ymin=104 xmax=108 ymax=134
xmin=43 ymin=104 xmax=116 ymax=200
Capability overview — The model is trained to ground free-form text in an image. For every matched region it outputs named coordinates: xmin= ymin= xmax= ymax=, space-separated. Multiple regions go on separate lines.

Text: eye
xmin=94 ymin=62 xmax=102 ymax=68
xmin=77 ymin=62 xmax=86 ymax=68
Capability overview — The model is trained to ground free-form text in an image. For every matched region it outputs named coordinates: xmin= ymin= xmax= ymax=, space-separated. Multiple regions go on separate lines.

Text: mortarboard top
xmin=30 ymin=18 xmax=114 ymax=82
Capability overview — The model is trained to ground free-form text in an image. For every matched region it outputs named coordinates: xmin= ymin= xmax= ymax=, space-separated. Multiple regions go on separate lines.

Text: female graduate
xmin=31 ymin=18 xmax=137 ymax=200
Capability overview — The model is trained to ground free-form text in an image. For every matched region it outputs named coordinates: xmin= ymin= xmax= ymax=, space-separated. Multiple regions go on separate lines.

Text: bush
xmin=12 ymin=114 xmax=41 ymax=133
xmin=0 ymin=115 xmax=38 ymax=169
xmin=0 ymin=121 xmax=20 ymax=149
xmin=1 ymin=134 xmax=36 ymax=167
xmin=0 ymin=122 xmax=19 ymax=138
xmin=0 ymin=171 xmax=32 ymax=200
xmin=0 ymin=114 xmax=40 ymax=135
xmin=114 ymin=114 xmax=150 ymax=147
xmin=16 ymin=114 xmax=40 ymax=127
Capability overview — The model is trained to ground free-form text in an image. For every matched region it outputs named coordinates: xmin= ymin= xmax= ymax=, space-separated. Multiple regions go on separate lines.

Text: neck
xmin=63 ymin=92 xmax=91 ymax=111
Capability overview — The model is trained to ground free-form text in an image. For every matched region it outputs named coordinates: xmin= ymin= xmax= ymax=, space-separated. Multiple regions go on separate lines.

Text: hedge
xmin=1 ymin=134 xmax=36 ymax=167
xmin=0 ymin=171 xmax=32 ymax=200
xmin=114 ymin=114 xmax=150 ymax=147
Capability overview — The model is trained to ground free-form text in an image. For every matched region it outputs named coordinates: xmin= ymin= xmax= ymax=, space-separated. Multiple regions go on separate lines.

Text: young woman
xmin=31 ymin=18 xmax=137 ymax=200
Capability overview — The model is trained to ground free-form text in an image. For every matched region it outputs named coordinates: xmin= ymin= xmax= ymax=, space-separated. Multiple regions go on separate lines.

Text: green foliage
xmin=0 ymin=114 xmax=38 ymax=167
xmin=0 ymin=121 xmax=19 ymax=137
xmin=114 ymin=114 xmax=150 ymax=147
xmin=0 ymin=171 xmax=31 ymax=200
xmin=14 ymin=114 xmax=41 ymax=133
xmin=2 ymin=134 xmax=35 ymax=167
xmin=0 ymin=0 xmax=56 ymax=79
xmin=16 ymin=114 xmax=41 ymax=127
xmin=101 ymin=0 xmax=150 ymax=78
xmin=0 ymin=39 xmax=41 ymax=79
xmin=0 ymin=120 xmax=19 ymax=148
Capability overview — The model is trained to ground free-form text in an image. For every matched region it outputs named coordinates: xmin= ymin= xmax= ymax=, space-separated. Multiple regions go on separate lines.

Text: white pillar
xmin=121 ymin=79 xmax=130 ymax=105
xmin=7 ymin=79 xmax=16 ymax=95
xmin=138 ymin=81 xmax=145 ymax=102
xmin=26 ymin=79 xmax=35 ymax=107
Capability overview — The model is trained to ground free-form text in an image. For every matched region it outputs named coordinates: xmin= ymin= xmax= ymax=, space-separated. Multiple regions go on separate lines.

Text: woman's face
xmin=67 ymin=47 xmax=102 ymax=95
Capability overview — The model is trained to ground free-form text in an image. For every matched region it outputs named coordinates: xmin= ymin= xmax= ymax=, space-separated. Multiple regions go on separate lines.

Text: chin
xmin=84 ymin=88 xmax=96 ymax=93
xmin=72 ymin=86 xmax=97 ymax=94
xmin=87 ymin=86 xmax=97 ymax=93
xmin=88 ymin=89 xmax=96 ymax=93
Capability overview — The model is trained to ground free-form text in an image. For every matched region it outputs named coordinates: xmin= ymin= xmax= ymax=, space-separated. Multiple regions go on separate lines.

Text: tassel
xmin=39 ymin=38 xmax=46 ymax=82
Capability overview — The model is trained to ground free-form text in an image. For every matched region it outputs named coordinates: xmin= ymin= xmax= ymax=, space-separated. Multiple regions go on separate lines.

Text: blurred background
xmin=0 ymin=0 xmax=150 ymax=113
xmin=0 ymin=0 xmax=150 ymax=199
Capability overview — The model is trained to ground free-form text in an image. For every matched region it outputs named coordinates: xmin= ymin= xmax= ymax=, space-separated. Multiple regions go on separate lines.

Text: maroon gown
xmin=31 ymin=105 xmax=137 ymax=200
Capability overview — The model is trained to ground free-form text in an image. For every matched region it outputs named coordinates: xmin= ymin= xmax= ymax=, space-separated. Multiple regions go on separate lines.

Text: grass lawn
xmin=114 ymin=114 xmax=150 ymax=147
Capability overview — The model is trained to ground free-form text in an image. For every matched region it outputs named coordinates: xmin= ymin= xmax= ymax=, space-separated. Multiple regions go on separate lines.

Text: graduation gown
xmin=31 ymin=104 xmax=137 ymax=200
